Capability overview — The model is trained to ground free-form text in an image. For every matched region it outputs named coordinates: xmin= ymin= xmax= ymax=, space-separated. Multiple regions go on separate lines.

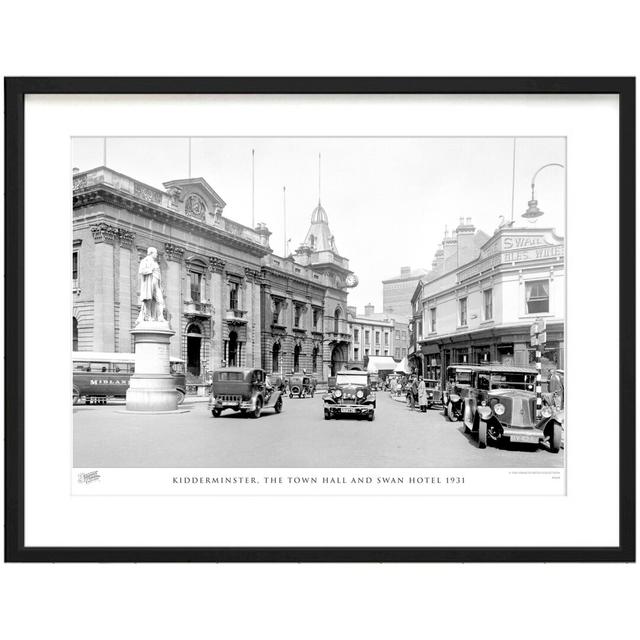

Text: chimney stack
xmin=364 ymin=303 xmax=375 ymax=316
xmin=456 ymin=217 xmax=477 ymax=266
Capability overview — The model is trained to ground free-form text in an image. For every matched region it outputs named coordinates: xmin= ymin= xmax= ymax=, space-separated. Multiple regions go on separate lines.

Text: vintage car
xmin=441 ymin=365 xmax=474 ymax=421
xmin=286 ymin=373 xmax=316 ymax=398
xmin=208 ymin=367 xmax=283 ymax=418
xmin=323 ymin=370 xmax=376 ymax=421
xmin=455 ymin=365 xmax=562 ymax=452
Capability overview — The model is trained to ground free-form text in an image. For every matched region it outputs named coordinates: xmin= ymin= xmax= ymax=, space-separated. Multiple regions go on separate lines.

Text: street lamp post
xmin=522 ymin=162 xmax=565 ymax=220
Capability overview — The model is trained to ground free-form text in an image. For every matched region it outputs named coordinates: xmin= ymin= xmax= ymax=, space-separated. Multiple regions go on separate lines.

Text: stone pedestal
xmin=126 ymin=321 xmax=178 ymax=412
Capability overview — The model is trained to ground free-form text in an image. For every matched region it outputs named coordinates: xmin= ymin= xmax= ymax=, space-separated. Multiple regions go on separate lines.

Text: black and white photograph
xmin=71 ymin=136 xmax=566 ymax=476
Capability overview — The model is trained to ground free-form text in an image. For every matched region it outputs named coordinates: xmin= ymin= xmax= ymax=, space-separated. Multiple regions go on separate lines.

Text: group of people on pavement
xmin=389 ymin=374 xmax=438 ymax=413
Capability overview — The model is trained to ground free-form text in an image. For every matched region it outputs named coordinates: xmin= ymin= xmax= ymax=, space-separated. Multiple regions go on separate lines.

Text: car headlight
xmin=333 ymin=389 xmax=343 ymax=398
xmin=494 ymin=403 xmax=506 ymax=416
xmin=449 ymin=394 xmax=460 ymax=403
xmin=356 ymin=390 xmax=364 ymax=399
xmin=541 ymin=405 xmax=553 ymax=418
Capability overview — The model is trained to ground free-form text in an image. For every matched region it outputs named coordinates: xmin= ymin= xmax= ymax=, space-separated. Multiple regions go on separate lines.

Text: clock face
xmin=345 ymin=274 xmax=359 ymax=288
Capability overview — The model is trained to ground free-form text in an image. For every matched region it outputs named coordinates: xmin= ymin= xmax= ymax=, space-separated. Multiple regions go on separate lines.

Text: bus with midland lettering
xmin=72 ymin=351 xmax=186 ymax=405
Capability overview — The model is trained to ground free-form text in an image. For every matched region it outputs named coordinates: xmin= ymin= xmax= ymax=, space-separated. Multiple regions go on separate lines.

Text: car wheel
xmin=367 ymin=412 xmax=375 ymax=422
xmin=274 ymin=397 xmax=283 ymax=414
xmin=176 ymin=389 xmax=185 ymax=405
xmin=212 ymin=409 xmax=221 ymax=418
xmin=324 ymin=410 xmax=330 ymax=420
xmin=478 ymin=420 xmax=487 ymax=449
xmin=251 ymin=398 xmax=263 ymax=419
xmin=446 ymin=403 xmax=455 ymax=422
xmin=549 ymin=422 xmax=562 ymax=453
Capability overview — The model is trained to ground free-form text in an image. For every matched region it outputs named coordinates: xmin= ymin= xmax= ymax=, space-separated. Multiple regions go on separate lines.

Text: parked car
xmin=442 ymin=365 xmax=474 ymax=421
xmin=286 ymin=373 xmax=316 ymax=398
xmin=208 ymin=367 xmax=283 ymax=418
xmin=323 ymin=370 xmax=376 ymax=421
xmin=422 ymin=378 xmax=441 ymax=409
xmin=455 ymin=364 xmax=561 ymax=452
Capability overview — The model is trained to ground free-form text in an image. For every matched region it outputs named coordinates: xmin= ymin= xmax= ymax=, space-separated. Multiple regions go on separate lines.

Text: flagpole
xmin=188 ymin=137 xmax=192 ymax=179
xmin=251 ymin=149 xmax=255 ymax=228
xmin=510 ymin=137 xmax=516 ymax=222
xmin=283 ymin=186 xmax=287 ymax=256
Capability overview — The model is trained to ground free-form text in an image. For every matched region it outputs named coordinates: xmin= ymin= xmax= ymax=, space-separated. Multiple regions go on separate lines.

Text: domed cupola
xmin=311 ymin=201 xmax=329 ymax=224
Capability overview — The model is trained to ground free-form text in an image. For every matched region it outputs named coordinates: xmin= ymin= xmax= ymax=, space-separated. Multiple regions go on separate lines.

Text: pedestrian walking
xmin=417 ymin=376 xmax=428 ymax=412
xmin=408 ymin=376 xmax=418 ymax=411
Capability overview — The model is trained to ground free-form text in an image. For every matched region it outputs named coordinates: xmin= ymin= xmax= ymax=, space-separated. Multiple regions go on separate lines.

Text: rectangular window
xmin=354 ymin=328 xmax=360 ymax=341
xmin=375 ymin=331 xmax=380 ymax=345
xmin=72 ymin=251 xmax=78 ymax=280
xmin=365 ymin=348 xmax=369 ymax=356
xmin=395 ymin=347 xmax=400 ymax=359
xmin=365 ymin=330 xmax=370 ymax=344
xmin=459 ymin=297 xmax=468 ymax=326
xmin=229 ymin=281 xmax=239 ymax=310
xmin=401 ymin=348 xmax=406 ymax=357
xmin=294 ymin=304 xmax=302 ymax=328
xmin=313 ymin=308 xmax=321 ymax=329
xmin=375 ymin=349 xmax=380 ymax=356
xmin=483 ymin=288 xmax=493 ymax=320
xmin=395 ymin=331 xmax=400 ymax=341
xmin=190 ymin=272 xmax=201 ymax=302
xmin=525 ymin=279 xmax=549 ymax=314
xmin=354 ymin=347 xmax=359 ymax=360
xmin=384 ymin=332 xmax=389 ymax=346
xmin=430 ymin=307 xmax=436 ymax=332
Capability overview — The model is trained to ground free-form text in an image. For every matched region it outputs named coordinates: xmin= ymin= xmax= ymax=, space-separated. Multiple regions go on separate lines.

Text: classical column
xmin=165 ymin=243 xmax=185 ymax=358
xmin=244 ymin=268 xmax=262 ymax=368
xmin=90 ymin=223 xmax=117 ymax=351
xmin=209 ymin=257 xmax=226 ymax=369
xmin=117 ymin=230 xmax=135 ymax=353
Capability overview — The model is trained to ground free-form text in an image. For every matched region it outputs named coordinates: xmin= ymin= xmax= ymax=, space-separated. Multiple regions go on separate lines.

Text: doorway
xmin=186 ymin=323 xmax=202 ymax=376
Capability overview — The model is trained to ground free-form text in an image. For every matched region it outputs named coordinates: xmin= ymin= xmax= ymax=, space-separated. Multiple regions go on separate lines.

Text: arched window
xmin=73 ymin=317 xmax=78 ymax=351
xmin=334 ymin=308 xmax=341 ymax=333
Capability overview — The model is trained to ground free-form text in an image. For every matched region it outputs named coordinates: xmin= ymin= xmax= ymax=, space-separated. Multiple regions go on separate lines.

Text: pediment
xmin=163 ymin=177 xmax=227 ymax=223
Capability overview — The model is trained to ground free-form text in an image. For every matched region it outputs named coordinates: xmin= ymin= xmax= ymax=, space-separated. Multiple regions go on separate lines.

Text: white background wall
xmin=1 ymin=3 xmax=638 ymax=640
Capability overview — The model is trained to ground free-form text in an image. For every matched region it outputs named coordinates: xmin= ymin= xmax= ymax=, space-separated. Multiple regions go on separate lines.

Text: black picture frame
xmin=4 ymin=77 xmax=635 ymax=563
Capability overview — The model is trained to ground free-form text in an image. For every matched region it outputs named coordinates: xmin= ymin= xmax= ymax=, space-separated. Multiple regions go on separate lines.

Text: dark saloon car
xmin=286 ymin=373 xmax=316 ymax=398
xmin=456 ymin=365 xmax=562 ymax=452
xmin=323 ymin=370 xmax=376 ymax=421
xmin=208 ymin=368 xmax=283 ymax=418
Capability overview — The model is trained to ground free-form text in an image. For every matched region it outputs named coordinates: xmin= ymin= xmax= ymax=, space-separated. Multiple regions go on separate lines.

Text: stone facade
xmin=73 ymin=167 xmax=354 ymax=383
xmin=72 ymin=167 xmax=271 ymax=379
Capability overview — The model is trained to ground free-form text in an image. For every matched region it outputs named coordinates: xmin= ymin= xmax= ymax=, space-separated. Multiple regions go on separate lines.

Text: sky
xmin=72 ymin=137 xmax=566 ymax=312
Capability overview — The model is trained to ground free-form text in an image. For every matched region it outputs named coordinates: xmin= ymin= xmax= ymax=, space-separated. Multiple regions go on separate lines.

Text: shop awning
xmin=366 ymin=356 xmax=398 ymax=373
xmin=394 ymin=357 xmax=412 ymax=373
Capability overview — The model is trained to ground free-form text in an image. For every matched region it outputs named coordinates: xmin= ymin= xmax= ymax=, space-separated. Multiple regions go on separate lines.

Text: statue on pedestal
xmin=136 ymin=247 xmax=166 ymax=324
